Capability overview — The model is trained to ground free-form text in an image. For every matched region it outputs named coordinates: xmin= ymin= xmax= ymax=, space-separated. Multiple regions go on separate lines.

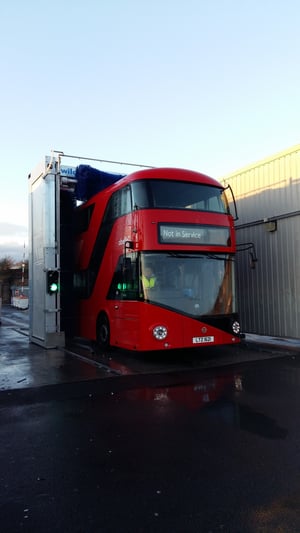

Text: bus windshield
xmin=131 ymin=180 xmax=229 ymax=214
xmin=108 ymin=252 xmax=236 ymax=317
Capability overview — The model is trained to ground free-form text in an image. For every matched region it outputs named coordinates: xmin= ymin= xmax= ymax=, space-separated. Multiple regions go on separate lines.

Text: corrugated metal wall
xmin=221 ymin=144 xmax=300 ymax=337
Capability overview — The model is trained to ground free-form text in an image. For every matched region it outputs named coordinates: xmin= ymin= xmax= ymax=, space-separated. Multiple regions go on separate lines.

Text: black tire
xmin=96 ymin=313 xmax=110 ymax=349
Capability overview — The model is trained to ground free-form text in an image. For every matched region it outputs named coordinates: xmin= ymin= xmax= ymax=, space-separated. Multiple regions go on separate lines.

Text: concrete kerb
xmin=243 ymin=333 xmax=300 ymax=354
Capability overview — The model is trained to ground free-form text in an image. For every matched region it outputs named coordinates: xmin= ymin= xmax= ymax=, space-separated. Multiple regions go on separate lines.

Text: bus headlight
xmin=152 ymin=325 xmax=168 ymax=340
xmin=232 ymin=321 xmax=241 ymax=335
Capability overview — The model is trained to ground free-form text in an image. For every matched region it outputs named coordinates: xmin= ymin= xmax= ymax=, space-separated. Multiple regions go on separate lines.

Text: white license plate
xmin=192 ymin=336 xmax=214 ymax=344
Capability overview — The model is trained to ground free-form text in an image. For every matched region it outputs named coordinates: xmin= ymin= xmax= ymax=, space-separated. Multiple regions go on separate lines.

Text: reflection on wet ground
xmin=120 ymin=371 xmax=290 ymax=440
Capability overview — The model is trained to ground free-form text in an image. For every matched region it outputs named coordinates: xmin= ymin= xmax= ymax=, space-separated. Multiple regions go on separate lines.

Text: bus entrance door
xmin=111 ymin=301 xmax=140 ymax=350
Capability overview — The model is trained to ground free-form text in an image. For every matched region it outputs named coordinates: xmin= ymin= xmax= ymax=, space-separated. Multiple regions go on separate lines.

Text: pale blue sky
xmin=1 ymin=0 xmax=299 ymax=258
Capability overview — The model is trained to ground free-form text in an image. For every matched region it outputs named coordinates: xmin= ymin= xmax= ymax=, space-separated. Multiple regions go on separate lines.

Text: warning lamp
xmin=47 ymin=270 xmax=59 ymax=294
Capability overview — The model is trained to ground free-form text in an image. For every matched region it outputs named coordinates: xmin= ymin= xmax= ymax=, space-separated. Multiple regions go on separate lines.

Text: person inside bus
xmin=141 ymin=264 xmax=157 ymax=289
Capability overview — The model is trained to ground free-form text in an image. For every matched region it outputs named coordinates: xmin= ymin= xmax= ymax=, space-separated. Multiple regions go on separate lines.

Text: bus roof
xmin=74 ymin=165 xmax=223 ymax=203
xmin=127 ymin=167 xmax=223 ymax=188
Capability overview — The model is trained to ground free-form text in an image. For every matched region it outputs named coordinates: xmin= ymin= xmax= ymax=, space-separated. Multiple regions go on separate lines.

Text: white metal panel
xmin=28 ymin=155 xmax=65 ymax=348
xmin=235 ymin=216 xmax=300 ymax=337
xmin=221 ymin=144 xmax=300 ymax=337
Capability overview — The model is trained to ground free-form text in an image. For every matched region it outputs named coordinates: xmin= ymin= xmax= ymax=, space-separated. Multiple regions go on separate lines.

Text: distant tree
xmin=0 ymin=256 xmax=15 ymax=271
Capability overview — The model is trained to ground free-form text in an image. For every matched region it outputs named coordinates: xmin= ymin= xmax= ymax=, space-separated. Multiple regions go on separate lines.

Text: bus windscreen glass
xmin=108 ymin=252 xmax=236 ymax=317
xmin=131 ymin=180 xmax=229 ymax=213
xmin=140 ymin=253 xmax=236 ymax=316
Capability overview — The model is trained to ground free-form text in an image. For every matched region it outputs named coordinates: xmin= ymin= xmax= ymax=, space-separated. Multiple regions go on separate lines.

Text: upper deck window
xmin=75 ymin=204 xmax=95 ymax=233
xmin=103 ymin=185 xmax=132 ymax=222
xmin=131 ymin=180 xmax=229 ymax=214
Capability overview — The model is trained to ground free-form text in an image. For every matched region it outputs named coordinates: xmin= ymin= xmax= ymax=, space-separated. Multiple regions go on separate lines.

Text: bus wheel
xmin=96 ymin=313 xmax=110 ymax=349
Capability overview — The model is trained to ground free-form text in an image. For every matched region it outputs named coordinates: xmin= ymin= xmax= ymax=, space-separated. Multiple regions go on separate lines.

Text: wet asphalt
xmin=0 ymin=305 xmax=300 ymax=532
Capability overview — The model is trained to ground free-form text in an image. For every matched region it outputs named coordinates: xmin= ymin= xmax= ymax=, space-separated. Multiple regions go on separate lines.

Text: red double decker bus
xmin=72 ymin=166 xmax=241 ymax=351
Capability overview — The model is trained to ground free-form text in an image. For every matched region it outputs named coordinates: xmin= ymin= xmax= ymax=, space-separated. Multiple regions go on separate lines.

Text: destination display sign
xmin=158 ymin=224 xmax=230 ymax=246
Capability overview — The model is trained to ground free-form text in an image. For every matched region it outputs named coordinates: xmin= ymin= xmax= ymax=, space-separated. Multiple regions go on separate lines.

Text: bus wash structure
xmin=28 ymin=154 xmax=241 ymax=350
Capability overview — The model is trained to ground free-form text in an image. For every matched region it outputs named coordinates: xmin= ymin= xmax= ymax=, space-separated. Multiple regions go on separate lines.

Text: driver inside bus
xmin=141 ymin=264 xmax=157 ymax=290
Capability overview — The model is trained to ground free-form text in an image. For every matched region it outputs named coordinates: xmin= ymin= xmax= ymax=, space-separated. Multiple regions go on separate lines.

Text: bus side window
xmin=103 ymin=186 xmax=132 ymax=223
xmin=75 ymin=204 xmax=95 ymax=233
xmin=120 ymin=186 xmax=132 ymax=215
xmin=74 ymin=271 xmax=90 ymax=298
xmin=131 ymin=180 xmax=150 ymax=208
xmin=107 ymin=255 xmax=139 ymax=300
